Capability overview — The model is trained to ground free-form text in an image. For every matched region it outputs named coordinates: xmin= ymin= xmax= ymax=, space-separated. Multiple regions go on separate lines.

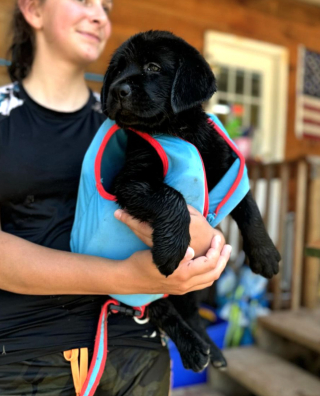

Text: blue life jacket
xmin=70 ymin=114 xmax=250 ymax=307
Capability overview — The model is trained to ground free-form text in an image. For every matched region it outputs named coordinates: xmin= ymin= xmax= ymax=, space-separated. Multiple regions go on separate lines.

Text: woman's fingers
xmin=126 ymin=236 xmax=231 ymax=295
xmin=114 ymin=209 xmax=153 ymax=247
xmin=179 ymin=235 xmax=225 ymax=277
xmin=185 ymin=245 xmax=231 ymax=292
xmin=184 ymin=247 xmax=195 ymax=260
xmin=166 ymin=235 xmax=231 ymax=294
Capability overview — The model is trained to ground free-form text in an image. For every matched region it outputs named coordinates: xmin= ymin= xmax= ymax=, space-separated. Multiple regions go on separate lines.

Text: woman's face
xmin=37 ymin=0 xmax=112 ymax=65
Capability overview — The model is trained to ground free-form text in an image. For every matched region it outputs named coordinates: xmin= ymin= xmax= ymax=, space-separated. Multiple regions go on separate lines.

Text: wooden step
xmin=258 ymin=308 xmax=320 ymax=354
xmin=218 ymin=346 xmax=320 ymax=396
xmin=171 ymin=384 xmax=225 ymax=396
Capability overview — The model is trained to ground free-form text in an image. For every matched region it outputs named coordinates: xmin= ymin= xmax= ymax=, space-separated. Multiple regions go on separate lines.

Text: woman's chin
xmin=75 ymin=44 xmax=106 ymax=65
xmin=80 ymin=52 xmax=101 ymax=64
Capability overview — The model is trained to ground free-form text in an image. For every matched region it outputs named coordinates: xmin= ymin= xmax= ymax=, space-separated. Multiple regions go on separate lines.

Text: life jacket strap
xmin=65 ymin=296 xmax=166 ymax=396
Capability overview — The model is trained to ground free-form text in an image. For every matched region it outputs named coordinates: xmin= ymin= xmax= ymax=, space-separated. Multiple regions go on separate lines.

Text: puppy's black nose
xmin=118 ymin=84 xmax=131 ymax=99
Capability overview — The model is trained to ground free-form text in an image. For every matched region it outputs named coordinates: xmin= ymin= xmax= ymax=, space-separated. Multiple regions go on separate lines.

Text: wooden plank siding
xmin=1 ymin=0 xmax=320 ymax=159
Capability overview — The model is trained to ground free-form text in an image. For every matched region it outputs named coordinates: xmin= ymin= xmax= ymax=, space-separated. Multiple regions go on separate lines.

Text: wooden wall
xmin=1 ymin=0 xmax=320 ymax=160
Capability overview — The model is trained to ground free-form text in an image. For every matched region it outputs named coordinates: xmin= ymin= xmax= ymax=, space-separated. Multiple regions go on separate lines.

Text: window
xmin=204 ymin=31 xmax=288 ymax=162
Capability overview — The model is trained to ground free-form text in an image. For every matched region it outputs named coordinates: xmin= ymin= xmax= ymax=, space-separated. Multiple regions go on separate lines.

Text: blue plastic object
xmin=168 ymin=318 xmax=228 ymax=388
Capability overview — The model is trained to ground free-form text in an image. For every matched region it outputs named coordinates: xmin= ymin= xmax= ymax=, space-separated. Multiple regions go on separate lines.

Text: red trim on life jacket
xmin=95 ymin=124 xmax=119 ymax=201
xmin=129 ymin=129 xmax=169 ymax=177
xmin=131 ymin=130 xmax=208 ymax=216
xmin=95 ymin=120 xmax=244 ymax=225
xmin=95 ymin=125 xmax=169 ymax=200
xmin=177 ymin=138 xmax=209 ymax=218
xmin=194 ymin=146 xmax=209 ymax=218
xmin=208 ymin=119 xmax=245 ymax=218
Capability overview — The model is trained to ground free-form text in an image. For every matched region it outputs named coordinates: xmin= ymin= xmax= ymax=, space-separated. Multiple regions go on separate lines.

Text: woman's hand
xmin=114 ymin=209 xmax=154 ymax=247
xmin=114 ymin=205 xmax=221 ymax=257
xmin=117 ymin=234 xmax=231 ymax=295
xmin=113 ymin=205 xmax=231 ymax=294
xmin=187 ymin=205 xmax=219 ymax=257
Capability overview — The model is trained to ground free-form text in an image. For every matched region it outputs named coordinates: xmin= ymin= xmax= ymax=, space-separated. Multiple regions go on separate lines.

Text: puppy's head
xmin=101 ymin=30 xmax=216 ymax=130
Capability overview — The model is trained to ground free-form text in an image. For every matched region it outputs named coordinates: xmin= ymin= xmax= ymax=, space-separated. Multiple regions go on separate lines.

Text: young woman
xmin=0 ymin=0 xmax=231 ymax=395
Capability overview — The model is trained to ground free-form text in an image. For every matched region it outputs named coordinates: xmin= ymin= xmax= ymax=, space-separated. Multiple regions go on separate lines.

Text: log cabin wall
xmin=1 ymin=0 xmax=320 ymax=160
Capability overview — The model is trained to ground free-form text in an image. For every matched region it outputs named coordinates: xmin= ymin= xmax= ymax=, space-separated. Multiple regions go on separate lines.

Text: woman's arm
xmin=0 ymin=211 xmax=230 ymax=296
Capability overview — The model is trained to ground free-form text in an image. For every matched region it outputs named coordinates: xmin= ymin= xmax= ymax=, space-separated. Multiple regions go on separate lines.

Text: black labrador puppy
xmin=101 ymin=30 xmax=281 ymax=372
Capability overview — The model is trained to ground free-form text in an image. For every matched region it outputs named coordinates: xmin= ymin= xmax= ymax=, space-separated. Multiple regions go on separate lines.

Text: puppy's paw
xmin=247 ymin=244 xmax=281 ymax=279
xmin=180 ymin=336 xmax=211 ymax=372
xmin=210 ymin=346 xmax=227 ymax=370
xmin=152 ymin=231 xmax=190 ymax=276
xmin=153 ymin=248 xmax=187 ymax=276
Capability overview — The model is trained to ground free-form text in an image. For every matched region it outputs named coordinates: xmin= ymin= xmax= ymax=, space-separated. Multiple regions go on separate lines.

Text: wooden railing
xmin=222 ymin=156 xmax=320 ymax=310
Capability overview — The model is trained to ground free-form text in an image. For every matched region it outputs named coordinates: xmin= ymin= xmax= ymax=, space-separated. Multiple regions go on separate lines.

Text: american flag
xmin=296 ymin=47 xmax=320 ymax=139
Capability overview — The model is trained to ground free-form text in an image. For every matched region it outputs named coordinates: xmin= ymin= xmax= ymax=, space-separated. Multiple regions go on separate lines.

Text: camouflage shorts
xmin=0 ymin=347 xmax=171 ymax=396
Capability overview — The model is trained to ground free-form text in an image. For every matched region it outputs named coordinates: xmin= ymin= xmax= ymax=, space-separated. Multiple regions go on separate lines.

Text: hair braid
xmin=7 ymin=2 xmax=39 ymax=81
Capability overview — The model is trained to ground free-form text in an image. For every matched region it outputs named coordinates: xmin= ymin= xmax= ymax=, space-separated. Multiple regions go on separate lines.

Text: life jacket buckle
xmin=109 ymin=303 xmax=142 ymax=317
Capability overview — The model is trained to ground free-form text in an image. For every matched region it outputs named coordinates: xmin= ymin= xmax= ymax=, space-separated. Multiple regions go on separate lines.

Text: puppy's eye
xmin=144 ymin=63 xmax=161 ymax=72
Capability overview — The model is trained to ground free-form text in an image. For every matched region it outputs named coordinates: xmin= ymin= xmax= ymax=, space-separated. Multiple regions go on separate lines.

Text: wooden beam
xmin=262 ymin=165 xmax=273 ymax=227
xmin=295 ymin=0 xmax=320 ymax=6
xmin=303 ymin=160 xmax=320 ymax=307
xmin=291 ymin=160 xmax=308 ymax=309
xmin=305 ymin=240 xmax=320 ymax=258
xmin=272 ymin=163 xmax=290 ymax=310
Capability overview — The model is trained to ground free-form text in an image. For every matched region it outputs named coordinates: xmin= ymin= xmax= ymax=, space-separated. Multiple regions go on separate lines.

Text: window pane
xmin=217 ymin=66 xmax=228 ymax=92
xmin=236 ymin=70 xmax=245 ymax=94
xmin=250 ymin=104 xmax=260 ymax=128
xmin=251 ymin=73 xmax=261 ymax=97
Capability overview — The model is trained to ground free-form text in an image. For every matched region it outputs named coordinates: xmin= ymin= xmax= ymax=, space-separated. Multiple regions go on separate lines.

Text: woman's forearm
xmin=0 ymin=230 xmax=125 ymax=295
xmin=0 ymin=199 xmax=230 ymax=296
xmin=0 ymin=228 xmax=230 ymax=297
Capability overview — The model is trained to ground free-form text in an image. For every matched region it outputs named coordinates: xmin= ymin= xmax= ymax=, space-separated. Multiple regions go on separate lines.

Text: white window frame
xmin=204 ymin=31 xmax=289 ymax=162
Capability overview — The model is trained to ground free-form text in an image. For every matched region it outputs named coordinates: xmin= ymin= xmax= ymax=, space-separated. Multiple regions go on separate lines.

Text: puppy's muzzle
xmin=112 ymin=83 xmax=132 ymax=101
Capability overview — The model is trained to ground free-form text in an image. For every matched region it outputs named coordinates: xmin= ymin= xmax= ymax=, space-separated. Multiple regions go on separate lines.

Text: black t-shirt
xmin=0 ymin=82 xmax=162 ymax=365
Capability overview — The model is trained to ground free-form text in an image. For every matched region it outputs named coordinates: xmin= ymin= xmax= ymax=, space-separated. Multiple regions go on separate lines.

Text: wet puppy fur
xmin=101 ymin=30 xmax=281 ymax=372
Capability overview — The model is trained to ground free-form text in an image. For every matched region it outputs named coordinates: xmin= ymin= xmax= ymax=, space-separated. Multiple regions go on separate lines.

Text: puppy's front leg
xmin=113 ymin=135 xmax=190 ymax=276
xmin=231 ymin=191 xmax=281 ymax=278
xmin=116 ymin=179 xmax=190 ymax=275
xmin=149 ymin=299 xmax=211 ymax=372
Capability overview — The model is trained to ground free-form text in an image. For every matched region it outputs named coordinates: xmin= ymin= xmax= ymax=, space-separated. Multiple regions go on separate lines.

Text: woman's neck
xmin=22 ymin=55 xmax=90 ymax=113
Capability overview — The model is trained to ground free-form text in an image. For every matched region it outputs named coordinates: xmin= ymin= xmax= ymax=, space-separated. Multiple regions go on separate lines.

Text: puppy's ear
xmin=171 ymin=52 xmax=216 ymax=114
